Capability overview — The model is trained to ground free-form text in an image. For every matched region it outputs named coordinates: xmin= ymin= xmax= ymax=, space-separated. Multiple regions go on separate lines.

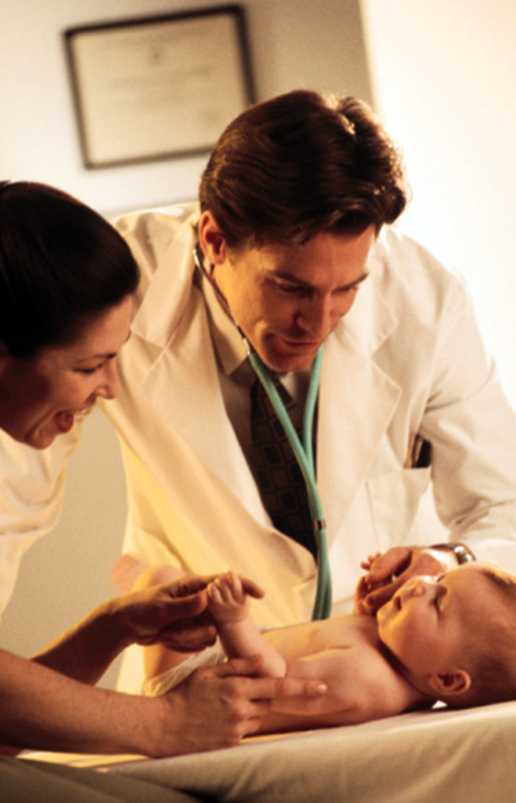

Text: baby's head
xmin=376 ymin=562 xmax=516 ymax=708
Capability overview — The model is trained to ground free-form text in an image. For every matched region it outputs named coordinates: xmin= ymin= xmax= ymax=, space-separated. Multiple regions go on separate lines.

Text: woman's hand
xmin=151 ymin=655 xmax=328 ymax=756
xmin=111 ymin=576 xmax=214 ymax=651
xmin=112 ymin=574 xmax=265 ymax=652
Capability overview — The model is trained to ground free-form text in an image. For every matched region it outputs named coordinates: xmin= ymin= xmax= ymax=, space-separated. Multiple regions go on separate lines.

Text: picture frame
xmin=64 ymin=5 xmax=255 ymax=169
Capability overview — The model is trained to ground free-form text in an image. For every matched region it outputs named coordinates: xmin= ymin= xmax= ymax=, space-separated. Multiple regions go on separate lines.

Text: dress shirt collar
xmin=199 ymin=269 xmax=254 ymax=385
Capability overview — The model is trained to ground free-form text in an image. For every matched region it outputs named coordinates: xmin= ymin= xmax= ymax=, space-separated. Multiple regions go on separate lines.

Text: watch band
xmin=432 ymin=542 xmax=476 ymax=565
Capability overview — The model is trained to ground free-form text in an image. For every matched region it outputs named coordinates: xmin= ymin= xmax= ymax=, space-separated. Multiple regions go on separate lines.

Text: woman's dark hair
xmin=199 ymin=89 xmax=407 ymax=249
xmin=0 ymin=181 xmax=139 ymax=358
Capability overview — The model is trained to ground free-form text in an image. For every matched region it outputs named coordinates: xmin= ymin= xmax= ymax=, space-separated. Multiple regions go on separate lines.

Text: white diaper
xmin=143 ymin=641 xmax=226 ymax=697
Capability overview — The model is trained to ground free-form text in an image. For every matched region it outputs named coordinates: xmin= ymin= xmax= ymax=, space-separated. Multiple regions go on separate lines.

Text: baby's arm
xmin=265 ymin=644 xmax=428 ymax=727
xmin=207 ymin=572 xmax=286 ymax=678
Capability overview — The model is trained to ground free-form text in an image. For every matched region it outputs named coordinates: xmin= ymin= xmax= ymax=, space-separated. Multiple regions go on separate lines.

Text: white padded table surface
xmin=102 ymin=702 xmax=516 ymax=803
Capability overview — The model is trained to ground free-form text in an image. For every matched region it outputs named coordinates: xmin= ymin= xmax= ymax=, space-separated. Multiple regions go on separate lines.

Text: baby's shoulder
xmin=332 ymin=616 xmax=422 ymax=702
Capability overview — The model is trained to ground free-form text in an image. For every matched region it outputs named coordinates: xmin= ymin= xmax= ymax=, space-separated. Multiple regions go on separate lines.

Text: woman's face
xmin=0 ymin=295 xmax=133 ymax=449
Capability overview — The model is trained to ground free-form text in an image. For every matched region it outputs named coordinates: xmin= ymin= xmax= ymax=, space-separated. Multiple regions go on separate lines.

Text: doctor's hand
xmin=354 ymin=546 xmax=455 ymax=614
xmin=153 ymin=655 xmax=328 ymax=755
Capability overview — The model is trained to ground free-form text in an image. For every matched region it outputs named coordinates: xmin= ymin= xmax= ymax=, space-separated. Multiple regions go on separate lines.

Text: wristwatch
xmin=432 ymin=542 xmax=476 ymax=565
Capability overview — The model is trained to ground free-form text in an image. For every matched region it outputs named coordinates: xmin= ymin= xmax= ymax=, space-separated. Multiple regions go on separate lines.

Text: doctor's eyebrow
xmin=273 ymin=270 xmax=369 ymax=292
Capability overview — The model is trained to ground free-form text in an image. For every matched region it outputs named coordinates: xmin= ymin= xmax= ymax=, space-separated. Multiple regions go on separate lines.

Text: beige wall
xmin=0 ymin=0 xmax=371 ymax=216
xmin=361 ymin=0 xmax=516 ymax=405
xmin=0 ymin=0 xmax=370 ymax=688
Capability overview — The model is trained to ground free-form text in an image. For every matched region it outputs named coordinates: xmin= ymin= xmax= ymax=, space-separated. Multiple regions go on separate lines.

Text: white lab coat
xmin=1 ymin=204 xmax=515 ymax=691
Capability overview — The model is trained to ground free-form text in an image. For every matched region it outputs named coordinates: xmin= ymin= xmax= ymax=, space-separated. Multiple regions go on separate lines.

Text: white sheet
xmin=107 ymin=702 xmax=516 ymax=803
xmin=24 ymin=701 xmax=516 ymax=802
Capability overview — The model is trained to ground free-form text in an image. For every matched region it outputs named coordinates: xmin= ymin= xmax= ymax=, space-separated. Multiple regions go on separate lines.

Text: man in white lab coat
xmin=3 ymin=91 xmax=516 ymax=694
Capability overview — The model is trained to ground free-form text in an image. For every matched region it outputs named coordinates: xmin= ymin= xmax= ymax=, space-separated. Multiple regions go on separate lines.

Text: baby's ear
xmin=427 ymin=669 xmax=472 ymax=697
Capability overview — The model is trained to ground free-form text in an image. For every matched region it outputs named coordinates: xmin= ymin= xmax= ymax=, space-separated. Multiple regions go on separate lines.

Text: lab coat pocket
xmin=367 ymin=467 xmax=432 ymax=550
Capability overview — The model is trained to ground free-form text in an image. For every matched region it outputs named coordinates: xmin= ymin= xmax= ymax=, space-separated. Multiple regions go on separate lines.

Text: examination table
xmin=22 ymin=700 xmax=516 ymax=803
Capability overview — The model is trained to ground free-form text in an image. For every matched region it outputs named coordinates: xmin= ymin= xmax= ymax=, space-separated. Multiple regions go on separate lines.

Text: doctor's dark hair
xmin=199 ymin=89 xmax=407 ymax=249
xmin=0 ymin=181 xmax=139 ymax=358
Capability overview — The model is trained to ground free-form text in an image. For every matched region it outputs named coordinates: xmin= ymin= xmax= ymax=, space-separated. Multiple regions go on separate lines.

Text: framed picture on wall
xmin=64 ymin=5 xmax=255 ymax=169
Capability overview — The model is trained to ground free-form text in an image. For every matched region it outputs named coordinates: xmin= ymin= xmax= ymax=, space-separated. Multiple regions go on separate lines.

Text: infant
xmin=145 ymin=563 xmax=516 ymax=731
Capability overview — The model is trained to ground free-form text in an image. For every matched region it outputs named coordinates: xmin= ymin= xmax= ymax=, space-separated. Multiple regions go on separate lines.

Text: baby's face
xmin=376 ymin=563 xmax=506 ymax=679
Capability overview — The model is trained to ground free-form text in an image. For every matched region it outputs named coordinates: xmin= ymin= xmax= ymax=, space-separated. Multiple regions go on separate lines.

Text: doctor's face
xmin=0 ymin=295 xmax=133 ymax=449
xmin=376 ymin=564 xmax=508 ymax=679
xmin=206 ymin=221 xmax=375 ymax=373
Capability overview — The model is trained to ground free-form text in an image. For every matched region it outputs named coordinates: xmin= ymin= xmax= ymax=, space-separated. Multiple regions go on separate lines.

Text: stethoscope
xmin=193 ymin=245 xmax=332 ymax=619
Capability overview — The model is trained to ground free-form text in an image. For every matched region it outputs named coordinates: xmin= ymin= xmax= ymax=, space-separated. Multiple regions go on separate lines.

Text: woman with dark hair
xmin=0 ymin=180 xmax=138 ymax=447
xmin=0 ymin=182 xmax=322 ymax=802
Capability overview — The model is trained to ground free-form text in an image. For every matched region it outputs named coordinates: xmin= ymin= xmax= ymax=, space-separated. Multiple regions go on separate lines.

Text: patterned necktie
xmin=250 ymin=377 xmax=317 ymax=557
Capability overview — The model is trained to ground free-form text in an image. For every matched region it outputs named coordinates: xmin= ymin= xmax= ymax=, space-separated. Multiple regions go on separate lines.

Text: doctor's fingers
xmin=353 ymin=575 xmax=374 ymax=614
xmin=361 ymin=577 xmax=406 ymax=613
xmin=402 ymin=549 xmax=449 ymax=578
xmin=364 ymin=546 xmax=412 ymax=584
xmin=360 ymin=552 xmax=382 ymax=571
xmin=367 ymin=547 xmax=446 ymax=596
xmin=362 ymin=549 xmax=449 ymax=613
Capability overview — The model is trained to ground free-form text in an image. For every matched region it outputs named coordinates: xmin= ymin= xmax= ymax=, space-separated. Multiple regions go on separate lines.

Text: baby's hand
xmin=207 ymin=571 xmax=248 ymax=625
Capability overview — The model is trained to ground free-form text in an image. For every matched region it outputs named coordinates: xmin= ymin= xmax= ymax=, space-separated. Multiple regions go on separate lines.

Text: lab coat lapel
xmin=133 ymin=245 xmax=266 ymax=522
xmin=317 ymin=280 xmax=401 ymax=543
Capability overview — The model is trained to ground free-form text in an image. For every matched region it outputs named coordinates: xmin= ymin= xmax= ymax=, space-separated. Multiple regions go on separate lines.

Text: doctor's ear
xmin=427 ymin=669 xmax=472 ymax=698
xmin=198 ymin=211 xmax=228 ymax=271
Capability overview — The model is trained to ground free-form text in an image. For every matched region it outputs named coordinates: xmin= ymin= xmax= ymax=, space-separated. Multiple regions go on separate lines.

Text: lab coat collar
xmin=200 ymin=270 xmax=248 ymax=377
xmin=313 ymin=245 xmax=401 ymax=542
xmin=337 ymin=239 xmax=398 ymax=357
xmin=130 ymin=207 xmax=199 ymax=348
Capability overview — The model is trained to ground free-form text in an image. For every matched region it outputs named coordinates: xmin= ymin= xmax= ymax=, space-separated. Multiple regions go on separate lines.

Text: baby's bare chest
xmin=264 ymin=615 xmax=378 ymax=661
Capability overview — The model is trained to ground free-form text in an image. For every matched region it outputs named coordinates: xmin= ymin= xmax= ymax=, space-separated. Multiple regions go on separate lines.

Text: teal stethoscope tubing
xmin=247 ymin=346 xmax=332 ymax=620
xmin=193 ymin=244 xmax=332 ymax=619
